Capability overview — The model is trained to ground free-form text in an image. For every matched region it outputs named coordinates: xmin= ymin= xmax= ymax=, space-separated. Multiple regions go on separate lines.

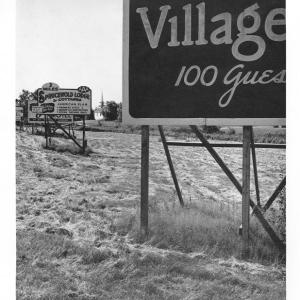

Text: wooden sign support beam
xmin=190 ymin=125 xmax=285 ymax=252
xmin=82 ymin=116 xmax=86 ymax=154
xmin=263 ymin=177 xmax=286 ymax=212
xmin=250 ymin=127 xmax=261 ymax=207
xmin=242 ymin=126 xmax=251 ymax=257
xmin=166 ymin=141 xmax=286 ymax=149
xmin=158 ymin=126 xmax=184 ymax=207
xmin=48 ymin=115 xmax=84 ymax=153
xmin=141 ymin=125 xmax=149 ymax=237
xmin=44 ymin=116 xmax=48 ymax=148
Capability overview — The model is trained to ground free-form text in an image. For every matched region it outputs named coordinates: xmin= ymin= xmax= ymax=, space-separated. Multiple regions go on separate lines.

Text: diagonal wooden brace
xmin=48 ymin=115 xmax=84 ymax=152
xmin=158 ymin=126 xmax=184 ymax=207
xmin=263 ymin=177 xmax=286 ymax=212
xmin=250 ymin=127 xmax=261 ymax=207
xmin=190 ymin=125 xmax=285 ymax=251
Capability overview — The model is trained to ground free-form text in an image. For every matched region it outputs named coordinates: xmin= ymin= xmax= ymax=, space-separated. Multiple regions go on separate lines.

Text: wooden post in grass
xmin=44 ymin=115 xmax=48 ymax=148
xmin=158 ymin=125 xmax=184 ymax=207
xmin=242 ymin=126 xmax=251 ymax=257
xmin=141 ymin=125 xmax=149 ymax=237
xmin=82 ymin=116 xmax=86 ymax=154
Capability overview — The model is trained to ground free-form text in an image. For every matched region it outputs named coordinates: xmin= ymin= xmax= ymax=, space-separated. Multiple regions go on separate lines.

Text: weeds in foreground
xmin=16 ymin=228 xmax=285 ymax=300
xmin=115 ymin=198 xmax=285 ymax=265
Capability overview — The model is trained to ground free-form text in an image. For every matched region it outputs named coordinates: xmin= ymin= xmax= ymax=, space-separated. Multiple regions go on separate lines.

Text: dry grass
xmin=17 ymin=228 xmax=285 ymax=300
xmin=117 ymin=198 xmax=284 ymax=265
xmin=16 ymin=131 xmax=285 ymax=299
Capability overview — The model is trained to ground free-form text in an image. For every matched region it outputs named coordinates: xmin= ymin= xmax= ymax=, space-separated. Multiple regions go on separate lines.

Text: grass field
xmin=16 ymin=129 xmax=286 ymax=299
xmin=73 ymin=120 xmax=286 ymax=144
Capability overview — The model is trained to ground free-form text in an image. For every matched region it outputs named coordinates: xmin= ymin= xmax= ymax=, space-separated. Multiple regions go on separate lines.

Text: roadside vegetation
xmin=16 ymin=131 xmax=286 ymax=299
xmin=115 ymin=195 xmax=285 ymax=266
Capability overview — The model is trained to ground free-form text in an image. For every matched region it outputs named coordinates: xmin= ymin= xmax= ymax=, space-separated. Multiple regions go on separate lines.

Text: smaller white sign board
xmin=37 ymin=86 xmax=92 ymax=115
xmin=28 ymin=98 xmax=73 ymax=124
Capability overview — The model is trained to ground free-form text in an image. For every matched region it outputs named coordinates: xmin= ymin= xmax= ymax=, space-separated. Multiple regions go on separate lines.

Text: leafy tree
xmin=87 ymin=109 xmax=95 ymax=120
xmin=102 ymin=101 xmax=118 ymax=121
xmin=201 ymin=125 xmax=220 ymax=134
xmin=16 ymin=90 xmax=34 ymax=123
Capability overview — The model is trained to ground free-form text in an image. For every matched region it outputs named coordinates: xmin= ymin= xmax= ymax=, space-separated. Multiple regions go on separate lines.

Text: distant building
xmin=94 ymin=108 xmax=104 ymax=121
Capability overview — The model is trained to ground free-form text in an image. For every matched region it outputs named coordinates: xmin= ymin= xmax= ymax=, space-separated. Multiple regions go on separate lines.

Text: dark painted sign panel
xmin=123 ymin=0 xmax=286 ymax=125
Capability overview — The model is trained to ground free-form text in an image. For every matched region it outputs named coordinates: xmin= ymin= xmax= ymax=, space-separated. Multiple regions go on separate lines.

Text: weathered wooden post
xmin=242 ymin=126 xmax=251 ymax=257
xmin=82 ymin=116 xmax=86 ymax=154
xmin=158 ymin=125 xmax=184 ymax=207
xmin=141 ymin=125 xmax=149 ymax=237
xmin=44 ymin=115 xmax=48 ymax=148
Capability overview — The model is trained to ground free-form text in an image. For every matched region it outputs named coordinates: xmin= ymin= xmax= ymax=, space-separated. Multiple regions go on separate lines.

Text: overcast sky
xmin=16 ymin=0 xmax=122 ymax=107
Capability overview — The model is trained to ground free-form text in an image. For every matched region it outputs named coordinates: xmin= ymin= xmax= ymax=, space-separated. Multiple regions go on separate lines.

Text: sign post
xmin=242 ymin=126 xmax=251 ymax=257
xmin=82 ymin=115 xmax=86 ymax=154
xmin=141 ymin=125 xmax=149 ymax=237
xmin=36 ymin=84 xmax=92 ymax=154
xmin=123 ymin=0 xmax=286 ymax=253
xmin=44 ymin=115 xmax=48 ymax=148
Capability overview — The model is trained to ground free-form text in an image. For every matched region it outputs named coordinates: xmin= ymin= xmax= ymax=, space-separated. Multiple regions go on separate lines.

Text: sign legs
xmin=82 ymin=116 xmax=86 ymax=154
xmin=47 ymin=115 xmax=84 ymax=152
xmin=242 ymin=126 xmax=251 ymax=257
xmin=158 ymin=126 xmax=184 ymax=207
xmin=190 ymin=125 xmax=284 ymax=252
xmin=141 ymin=125 xmax=149 ymax=237
xmin=250 ymin=127 xmax=261 ymax=207
xmin=44 ymin=116 xmax=48 ymax=148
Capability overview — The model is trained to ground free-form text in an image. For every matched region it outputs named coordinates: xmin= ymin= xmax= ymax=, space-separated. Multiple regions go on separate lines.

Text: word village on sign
xmin=123 ymin=0 xmax=286 ymax=125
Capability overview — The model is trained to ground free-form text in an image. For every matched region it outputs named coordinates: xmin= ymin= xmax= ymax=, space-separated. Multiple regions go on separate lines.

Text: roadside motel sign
xmin=123 ymin=0 xmax=286 ymax=125
xmin=37 ymin=86 xmax=92 ymax=115
xmin=27 ymin=98 xmax=73 ymax=124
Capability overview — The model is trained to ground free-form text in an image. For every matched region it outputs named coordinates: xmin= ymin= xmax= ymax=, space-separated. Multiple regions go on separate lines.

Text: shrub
xmin=201 ymin=125 xmax=220 ymax=134
xmin=102 ymin=101 xmax=119 ymax=121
